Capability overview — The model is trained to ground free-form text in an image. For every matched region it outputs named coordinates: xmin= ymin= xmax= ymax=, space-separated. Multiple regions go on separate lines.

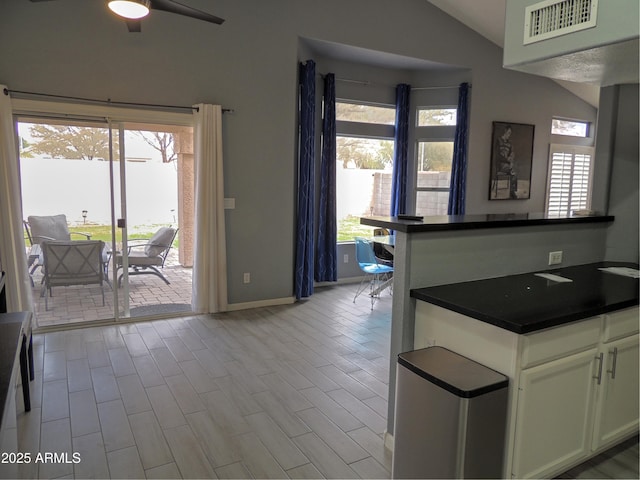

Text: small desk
xmin=366 ymin=236 xmax=395 ymax=296
xmin=0 ymin=312 xmax=33 ymax=480
xmin=371 ymin=235 xmax=395 ymax=247
xmin=372 ymin=235 xmax=395 ymax=258
xmin=0 ymin=312 xmax=34 ymax=415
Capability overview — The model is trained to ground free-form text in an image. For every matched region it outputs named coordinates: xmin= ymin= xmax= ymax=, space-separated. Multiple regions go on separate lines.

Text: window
xmin=417 ymin=108 xmax=457 ymax=126
xmin=546 ymin=144 xmax=594 ymax=216
xmin=336 ymin=102 xmax=395 ymax=125
xmin=336 ymin=101 xmax=395 ymax=241
xmin=416 ymin=141 xmax=454 ymax=216
xmin=551 ymin=118 xmax=590 ymax=137
xmin=414 ymin=106 xmax=456 ymax=216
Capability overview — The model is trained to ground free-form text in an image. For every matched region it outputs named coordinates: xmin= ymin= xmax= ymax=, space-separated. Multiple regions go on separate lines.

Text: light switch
xmin=224 ymin=198 xmax=235 ymax=209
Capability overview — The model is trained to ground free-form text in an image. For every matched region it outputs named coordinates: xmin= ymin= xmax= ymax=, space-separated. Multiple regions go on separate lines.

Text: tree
xmin=28 ymin=124 xmax=113 ymax=160
xmin=132 ymin=131 xmax=176 ymax=163
xmin=418 ymin=108 xmax=456 ymax=126
xmin=18 ymin=137 xmax=34 ymax=158
xmin=337 ymin=137 xmax=393 ymax=169
xmin=417 ymin=142 xmax=453 ymax=172
xmin=336 ymin=103 xmax=395 ymax=124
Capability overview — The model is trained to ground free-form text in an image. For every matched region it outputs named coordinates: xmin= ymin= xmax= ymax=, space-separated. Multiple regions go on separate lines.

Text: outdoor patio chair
xmin=40 ymin=240 xmax=106 ymax=311
xmin=25 ymin=214 xmax=92 ymax=279
xmin=27 ymin=214 xmax=92 ymax=245
xmin=26 ymin=214 xmax=114 ymax=285
xmin=115 ymin=226 xmax=178 ymax=286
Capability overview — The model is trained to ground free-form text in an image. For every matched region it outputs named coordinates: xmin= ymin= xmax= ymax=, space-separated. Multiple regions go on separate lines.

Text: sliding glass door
xmin=115 ymin=122 xmax=194 ymax=320
xmin=17 ymin=114 xmax=193 ymax=327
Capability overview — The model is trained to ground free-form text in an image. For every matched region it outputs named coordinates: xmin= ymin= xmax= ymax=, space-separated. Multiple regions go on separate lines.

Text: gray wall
xmin=0 ymin=0 xmax=617 ymax=306
xmin=604 ymin=84 xmax=639 ymax=262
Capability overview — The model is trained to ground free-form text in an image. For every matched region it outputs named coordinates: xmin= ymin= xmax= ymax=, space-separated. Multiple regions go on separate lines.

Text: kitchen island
xmin=360 ymin=212 xmax=616 ymax=446
xmin=411 ymin=262 xmax=639 ymax=478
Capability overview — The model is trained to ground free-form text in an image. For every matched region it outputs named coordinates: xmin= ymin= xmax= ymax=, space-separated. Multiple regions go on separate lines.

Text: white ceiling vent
xmin=524 ymin=0 xmax=598 ymax=45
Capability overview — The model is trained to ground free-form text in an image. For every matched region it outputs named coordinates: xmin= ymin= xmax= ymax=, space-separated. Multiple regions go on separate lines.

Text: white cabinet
xmin=414 ymin=302 xmax=639 ymax=479
xmin=511 ymin=348 xmax=598 ymax=479
xmin=512 ymin=307 xmax=639 ymax=479
xmin=591 ymin=334 xmax=639 ymax=450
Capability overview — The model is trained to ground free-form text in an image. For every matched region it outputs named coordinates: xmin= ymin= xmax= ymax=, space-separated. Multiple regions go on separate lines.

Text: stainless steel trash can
xmin=392 ymin=346 xmax=508 ymax=479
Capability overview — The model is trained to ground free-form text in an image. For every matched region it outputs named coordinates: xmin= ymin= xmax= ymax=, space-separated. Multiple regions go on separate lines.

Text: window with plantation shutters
xmin=546 ymin=144 xmax=594 ymax=216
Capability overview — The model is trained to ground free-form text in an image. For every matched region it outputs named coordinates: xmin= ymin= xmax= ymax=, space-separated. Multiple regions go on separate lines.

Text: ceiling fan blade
xmin=125 ymin=19 xmax=142 ymax=32
xmin=150 ymin=0 xmax=225 ymax=25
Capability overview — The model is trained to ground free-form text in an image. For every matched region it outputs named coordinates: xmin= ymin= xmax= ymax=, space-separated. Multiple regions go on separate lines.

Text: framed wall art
xmin=489 ymin=121 xmax=534 ymax=200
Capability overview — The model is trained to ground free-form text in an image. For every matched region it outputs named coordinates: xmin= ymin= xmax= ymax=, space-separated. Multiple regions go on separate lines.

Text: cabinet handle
xmin=594 ymin=352 xmax=604 ymax=385
xmin=607 ymin=347 xmax=618 ymax=379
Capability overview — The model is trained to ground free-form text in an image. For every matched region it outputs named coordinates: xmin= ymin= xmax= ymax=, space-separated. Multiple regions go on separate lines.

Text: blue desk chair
xmin=353 ymin=237 xmax=394 ymax=310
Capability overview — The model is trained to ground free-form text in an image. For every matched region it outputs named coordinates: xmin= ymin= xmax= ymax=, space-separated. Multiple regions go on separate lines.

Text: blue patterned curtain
xmin=295 ymin=60 xmax=316 ymax=299
xmin=448 ymin=82 xmax=470 ymax=215
xmin=315 ymin=73 xmax=337 ymax=282
xmin=391 ymin=83 xmax=411 ymax=216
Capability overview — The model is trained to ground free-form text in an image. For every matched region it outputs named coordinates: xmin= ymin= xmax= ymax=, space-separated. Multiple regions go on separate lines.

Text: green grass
xmin=337 ymin=215 xmax=375 ymax=243
xmin=30 ymin=218 xmax=365 ymax=247
xmin=27 ymin=223 xmax=179 ymax=246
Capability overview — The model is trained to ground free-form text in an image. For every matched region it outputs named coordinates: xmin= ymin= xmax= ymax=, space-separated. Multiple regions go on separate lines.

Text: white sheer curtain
xmin=0 ymin=86 xmax=33 ymax=311
xmin=192 ymin=104 xmax=228 ymax=313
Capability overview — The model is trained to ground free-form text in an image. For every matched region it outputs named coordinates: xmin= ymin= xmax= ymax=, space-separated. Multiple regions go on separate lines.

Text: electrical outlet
xmin=343 ymin=254 xmax=349 ymax=263
xmin=548 ymin=251 xmax=563 ymax=265
xmin=423 ymin=337 xmax=436 ymax=348
xmin=243 ymin=272 xmax=250 ymax=284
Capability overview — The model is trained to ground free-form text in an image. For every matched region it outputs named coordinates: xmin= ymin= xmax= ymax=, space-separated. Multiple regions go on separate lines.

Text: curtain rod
xmin=412 ymin=85 xmax=470 ymax=91
xmin=3 ymin=88 xmax=234 ymax=114
xmin=323 ymin=76 xmax=469 ymax=91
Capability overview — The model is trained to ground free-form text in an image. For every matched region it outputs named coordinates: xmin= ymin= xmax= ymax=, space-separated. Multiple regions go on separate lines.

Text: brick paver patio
xmin=31 ymin=250 xmax=192 ymax=328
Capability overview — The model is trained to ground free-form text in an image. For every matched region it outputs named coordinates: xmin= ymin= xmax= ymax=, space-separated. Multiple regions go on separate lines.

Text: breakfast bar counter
xmin=359 ymin=212 xmax=616 ymax=446
xmin=361 ymin=212 xmax=614 ymax=233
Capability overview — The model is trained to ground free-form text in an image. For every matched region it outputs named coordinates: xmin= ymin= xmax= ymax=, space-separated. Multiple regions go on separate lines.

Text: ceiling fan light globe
xmin=108 ymin=0 xmax=151 ymax=20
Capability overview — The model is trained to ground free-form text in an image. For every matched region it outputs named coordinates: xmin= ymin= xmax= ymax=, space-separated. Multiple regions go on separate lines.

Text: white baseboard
xmin=315 ymin=276 xmax=362 ymax=287
xmin=225 ymin=296 xmax=296 ymax=312
xmin=224 ymin=279 xmax=361 ymax=312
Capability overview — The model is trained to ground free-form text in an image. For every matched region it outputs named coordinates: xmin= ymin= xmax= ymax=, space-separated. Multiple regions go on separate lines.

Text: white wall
xmin=336 ymin=168 xmax=379 ymax=220
xmin=21 ymin=158 xmax=178 ymax=227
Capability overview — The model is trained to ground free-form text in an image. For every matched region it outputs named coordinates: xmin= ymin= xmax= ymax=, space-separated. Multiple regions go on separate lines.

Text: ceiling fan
xmin=29 ymin=0 xmax=225 ymax=32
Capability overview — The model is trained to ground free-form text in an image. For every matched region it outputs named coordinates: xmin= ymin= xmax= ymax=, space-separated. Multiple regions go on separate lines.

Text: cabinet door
xmin=512 ymin=348 xmax=598 ymax=479
xmin=592 ymin=334 xmax=639 ymax=450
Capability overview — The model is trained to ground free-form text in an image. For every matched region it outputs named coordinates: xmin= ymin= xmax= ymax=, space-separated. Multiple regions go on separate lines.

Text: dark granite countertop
xmin=411 ymin=262 xmax=639 ymax=334
xmin=361 ymin=212 xmax=614 ymax=233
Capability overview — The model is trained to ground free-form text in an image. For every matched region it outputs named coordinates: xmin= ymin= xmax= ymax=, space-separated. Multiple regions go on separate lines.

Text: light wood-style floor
xmin=20 ymin=284 xmax=394 ymax=479
xmin=17 ymin=283 xmax=638 ymax=479
xmin=557 ymin=435 xmax=639 ymax=479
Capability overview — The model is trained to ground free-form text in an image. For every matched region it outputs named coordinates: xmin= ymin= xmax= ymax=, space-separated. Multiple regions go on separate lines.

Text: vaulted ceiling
xmin=426 ymin=0 xmax=601 ymax=106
